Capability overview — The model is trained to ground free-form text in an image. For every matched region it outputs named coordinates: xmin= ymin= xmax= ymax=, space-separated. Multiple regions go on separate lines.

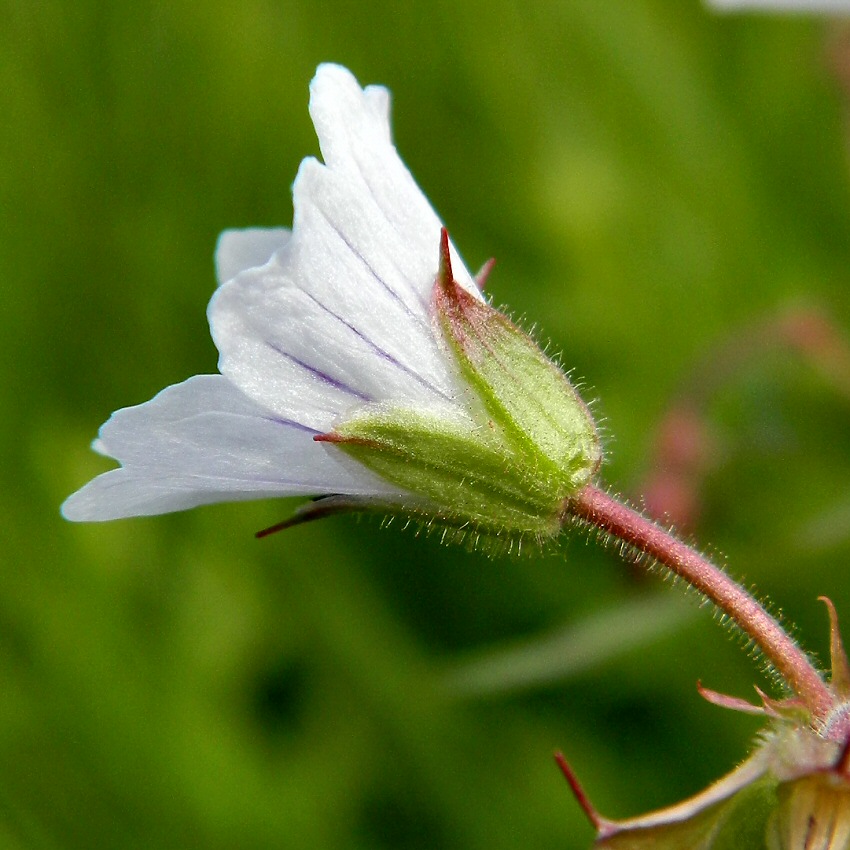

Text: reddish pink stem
xmin=568 ymin=484 xmax=833 ymax=721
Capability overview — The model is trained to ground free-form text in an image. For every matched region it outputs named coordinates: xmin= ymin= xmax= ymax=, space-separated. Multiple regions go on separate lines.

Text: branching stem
xmin=567 ymin=484 xmax=833 ymax=721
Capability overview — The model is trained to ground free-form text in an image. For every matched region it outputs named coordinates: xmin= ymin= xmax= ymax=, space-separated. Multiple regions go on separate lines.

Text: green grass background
xmin=3 ymin=1 xmax=850 ymax=848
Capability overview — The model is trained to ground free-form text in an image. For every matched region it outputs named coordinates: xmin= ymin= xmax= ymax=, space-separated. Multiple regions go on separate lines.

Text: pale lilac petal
xmin=210 ymin=257 xmax=445 ymax=431
xmin=308 ymin=64 xmax=480 ymax=302
xmin=61 ymin=375 xmax=402 ymax=521
xmin=209 ymin=174 xmax=462 ymax=427
xmin=215 ymin=228 xmax=291 ymax=286
xmin=64 ymin=65 xmax=485 ymax=523
xmin=208 ymin=64 xmax=480 ymax=426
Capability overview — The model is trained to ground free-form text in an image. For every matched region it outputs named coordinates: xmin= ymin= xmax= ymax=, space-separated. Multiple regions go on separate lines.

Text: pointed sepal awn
xmin=432 ymin=229 xmax=601 ymax=496
xmin=312 ymin=229 xmax=601 ymax=544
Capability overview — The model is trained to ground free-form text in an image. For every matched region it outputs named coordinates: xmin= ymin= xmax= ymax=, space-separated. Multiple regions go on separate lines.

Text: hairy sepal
xmin=322 ymin=405 xmax=564 ymax=539
xmin=433 ymin=231 xmax=601 ymax=494
xmin=588 ymin=721 xmax=850 ymax=849
xmin=595 ymin=769 xmax=777 ymax=849
xmin=319 ymin=230 xmax=602 ymax=545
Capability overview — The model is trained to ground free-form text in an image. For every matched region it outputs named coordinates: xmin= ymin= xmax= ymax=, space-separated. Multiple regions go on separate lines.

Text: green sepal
xmin=595 ymin=772 xmax=778 ymax=850
xmin=582 ymin=716 xmax=850 ymax=850
xmin=434 ymin=230 xmax=601 ymax=493
xmin=318 ymin=230 xmax=602 ymax=544
xmin=323 ymin=405 xmax=564 ymax=539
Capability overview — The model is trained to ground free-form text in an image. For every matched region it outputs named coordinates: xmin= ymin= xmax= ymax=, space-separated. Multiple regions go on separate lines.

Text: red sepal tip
xmin=313 ymin=432 xmax=343 ymax=443
xmin=554 ymin=750 xmax=610 ymax=833
xmin=438 ymin=227 xmax=453 ymax=286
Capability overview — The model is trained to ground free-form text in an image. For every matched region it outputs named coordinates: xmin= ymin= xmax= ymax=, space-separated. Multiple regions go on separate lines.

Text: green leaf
xmin=444 ymin=596 xmax=696 ymax=698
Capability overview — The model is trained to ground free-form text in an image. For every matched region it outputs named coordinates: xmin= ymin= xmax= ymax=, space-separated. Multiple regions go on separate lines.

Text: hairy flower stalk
xmin=567 ymin=485 xmax=834 ymax=722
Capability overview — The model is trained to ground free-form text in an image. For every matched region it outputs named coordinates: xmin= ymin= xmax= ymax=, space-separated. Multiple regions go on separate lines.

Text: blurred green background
xmin=4 ymin=1 xmax=850 ymax=848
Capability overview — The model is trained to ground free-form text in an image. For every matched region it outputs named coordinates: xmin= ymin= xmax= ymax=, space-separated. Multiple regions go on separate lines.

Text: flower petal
xmin=61 ymin=375 xmax=402 ymax=521
xmin=209 ymin=255 xmax=445 ymax=431
xmin=209 ymin=65 xmax=483 ymax=428
xmin=215 ymin=228 xmax=290 ymax=286
xmin=307 ymin=63 xmax=480 ymax=305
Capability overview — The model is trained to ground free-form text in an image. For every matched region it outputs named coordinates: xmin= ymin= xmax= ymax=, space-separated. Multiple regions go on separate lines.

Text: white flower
xmin=62 ymin=64 xmax=600 ymax=540
xmin=62 ymin=64 xmax=482 ymax=523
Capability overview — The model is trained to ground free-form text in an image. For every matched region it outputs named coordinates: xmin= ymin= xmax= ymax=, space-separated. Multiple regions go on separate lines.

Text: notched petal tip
xmin=60 ymin=375 xmax=403 ymax=523
xmin=215 ymin=228 xmax=291 ymax=286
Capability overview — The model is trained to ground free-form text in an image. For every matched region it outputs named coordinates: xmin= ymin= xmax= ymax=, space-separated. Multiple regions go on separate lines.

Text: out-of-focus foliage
xmin=3 ymin=1 xmax=850 ymax=848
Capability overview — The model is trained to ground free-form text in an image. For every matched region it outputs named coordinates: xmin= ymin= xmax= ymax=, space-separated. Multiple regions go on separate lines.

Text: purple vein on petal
xmin=266 ymin=342 xmax=373 ymax=401
xmin=316 ymin=207 xmax=431 ymax=318
xmin=352 ymin=159 xmax=434 ymax=305
xmin=300 ymin=289 xmax=452 ymax=403
xmin=262 ymin=415 xmax=322 ymax=435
